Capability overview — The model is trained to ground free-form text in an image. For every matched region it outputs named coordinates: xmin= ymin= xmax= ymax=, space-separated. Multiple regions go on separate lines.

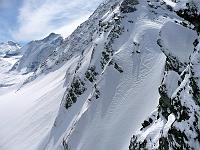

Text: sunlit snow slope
xmin=0 ymin=59 xmax=78 ymax=150
xmin=0 ymin=0 xmax=200 ymax=150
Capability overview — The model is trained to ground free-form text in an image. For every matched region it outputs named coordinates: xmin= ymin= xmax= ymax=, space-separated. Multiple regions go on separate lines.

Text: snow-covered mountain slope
xmin=0 ymin=0 xmax=200 ymax=150
xmin=28 ymin=0 xmax=121 ymax=76
xmin=129 ymin=1 xmax=200 ymax=149
xmin=0 ymin=41 xmax=26 ymax=94
xmin=0 ymin=62 xmax=73 ymax=150
xmin=42 ymin=0 xmax=200 ymax=150
xmin=13 ymin=33 xmax=64 ymax=73
xmin=0 ymin=41 xmax=21 ymax=57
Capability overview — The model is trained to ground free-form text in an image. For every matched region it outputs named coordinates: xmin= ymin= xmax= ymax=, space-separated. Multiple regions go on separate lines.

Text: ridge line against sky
xmin=0 ymin=0 xmax=104 ymax=43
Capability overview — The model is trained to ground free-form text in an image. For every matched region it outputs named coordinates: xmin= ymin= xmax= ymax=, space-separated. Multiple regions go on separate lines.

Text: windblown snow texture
xmin=0 ymin=0 xmax=200 ymax=150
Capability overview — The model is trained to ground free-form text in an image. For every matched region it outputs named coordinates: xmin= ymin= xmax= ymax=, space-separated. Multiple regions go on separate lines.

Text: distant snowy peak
xmin=7 ymin=41 xmax=20 ymax=47
xmin=0 ymin=41 xmax=21 ymax=56
xmin=38 ymin=33 xmax=63 ymax=45
xmin=14 ymin=33 xmax=64 ymax=73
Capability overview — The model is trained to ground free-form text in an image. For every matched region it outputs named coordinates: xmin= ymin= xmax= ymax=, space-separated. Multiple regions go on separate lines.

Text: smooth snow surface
xmin=0 ymin=62 xmax=70 ymax=150
xmin=161 ymin=21 xmax=197 ymax=62
xmin=163 ymin=0 xmax=176 ymax=8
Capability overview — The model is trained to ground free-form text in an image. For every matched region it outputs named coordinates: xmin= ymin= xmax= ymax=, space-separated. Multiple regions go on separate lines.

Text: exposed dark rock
xmin=114 ymin=63 xmax=123 ymax=73
xmin=120 ymin=0 xmax=139 ymax=13
xmin=65 ymin=77 xmax=86 ymax=109
xmin=176 ymin=2 xmax=200 ymax=32
xmin=85 ymin=66 xmax=98 ymax=83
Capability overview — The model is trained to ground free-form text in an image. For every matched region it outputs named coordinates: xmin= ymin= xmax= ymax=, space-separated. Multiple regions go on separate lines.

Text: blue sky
xmin=0 ymin=0 xmax=103 ymax=43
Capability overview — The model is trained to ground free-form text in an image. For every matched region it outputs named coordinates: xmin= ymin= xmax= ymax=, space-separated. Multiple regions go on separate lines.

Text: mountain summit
xmin=0 ymin=41 xmax=21 ymax=56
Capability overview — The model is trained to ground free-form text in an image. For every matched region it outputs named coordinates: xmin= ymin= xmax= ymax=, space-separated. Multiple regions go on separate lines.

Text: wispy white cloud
xmin=12 ymin=0 xmax=103 ymax=41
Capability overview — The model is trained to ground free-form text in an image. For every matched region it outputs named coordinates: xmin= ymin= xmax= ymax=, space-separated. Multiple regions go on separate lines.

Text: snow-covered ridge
xmin=0 ymin=0 xmax=200 ymax=150
xmin=129 ymin=0 xmax=200 ymax=150
xmin=0 ymin=41 xmax=21 ymax=57
xmin=13 ymin=33 xmax=64 ymax=73
xmin=43 ymin=0 xmax=200 ymax=150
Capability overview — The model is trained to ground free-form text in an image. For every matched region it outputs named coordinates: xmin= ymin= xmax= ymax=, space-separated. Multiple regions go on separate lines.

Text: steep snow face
xmin=160 ymin=21 xmax=196 ymax=62
xmin=42 ymin=0 xmax=199 ymax=150
xmin=130 ymin=48 xmax=200 ymax=150
xmin=0 ymin=41 xmax=21 ymax=57
xmin=14 ymin=33 xmax=64 ymax=73
xmin=0 ymin=0 xmax=200 ymax=150
xmin=0 ymin=1 xmax=125 ymax=149
xmin=129 ymin=1 xmax=200 ymax=150
xmin=32 ymin=0 xmax=122 ymax=76
xmin=0 ymin=61 xmax=76 ymax=150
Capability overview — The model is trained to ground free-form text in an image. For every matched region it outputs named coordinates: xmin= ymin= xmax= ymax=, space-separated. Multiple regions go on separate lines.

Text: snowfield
xmin=0 ymin=60 xmax=76 ymax=150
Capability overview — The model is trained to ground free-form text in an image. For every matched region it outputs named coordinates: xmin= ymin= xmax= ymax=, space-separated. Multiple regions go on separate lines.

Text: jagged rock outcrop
xmin=129 ymin=1 xmax=200 ymax=149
